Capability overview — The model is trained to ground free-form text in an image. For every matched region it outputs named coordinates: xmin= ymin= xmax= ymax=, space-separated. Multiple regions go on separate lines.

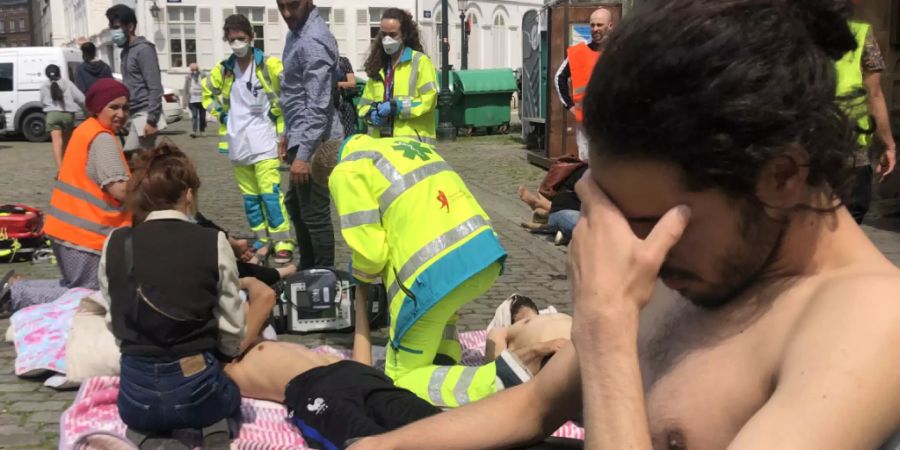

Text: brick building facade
xmin=0 ymin=0 xmax=32 ymax=47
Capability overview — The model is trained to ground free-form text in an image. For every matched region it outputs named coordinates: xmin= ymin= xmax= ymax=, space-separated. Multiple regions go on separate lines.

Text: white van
xmin=0 ymin=47 xmax=82 ymax=142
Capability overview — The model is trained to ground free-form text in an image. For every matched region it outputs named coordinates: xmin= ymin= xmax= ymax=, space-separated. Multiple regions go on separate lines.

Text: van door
xmin=0 ymin=55 xmax=15 ymax=132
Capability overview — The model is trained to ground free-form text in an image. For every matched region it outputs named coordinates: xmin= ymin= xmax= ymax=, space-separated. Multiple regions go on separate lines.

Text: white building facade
xmin=35 ymin=0 xmax=68 ymax=47
xmin=58 ymin=0 xmax=540 ymax=95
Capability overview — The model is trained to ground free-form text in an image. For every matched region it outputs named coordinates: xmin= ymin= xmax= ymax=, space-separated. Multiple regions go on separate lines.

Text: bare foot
xmin=517 ymin=185 xmax=541 ymax=210
xmin=276 ymin=264 xmax=297 ymax=279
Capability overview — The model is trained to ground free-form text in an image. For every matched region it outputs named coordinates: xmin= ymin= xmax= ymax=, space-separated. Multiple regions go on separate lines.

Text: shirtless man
xmin=350 ymin=1 xmax=900 ymax=449
xmin=224 ymin=289 xmax=442 ymax=449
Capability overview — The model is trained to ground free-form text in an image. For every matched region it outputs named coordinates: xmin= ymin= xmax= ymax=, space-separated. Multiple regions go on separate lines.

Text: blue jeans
xmin=548 ymin=210 xmax=580 ymax=239
xmin=118 ymin=353 xmax=241 ymax=433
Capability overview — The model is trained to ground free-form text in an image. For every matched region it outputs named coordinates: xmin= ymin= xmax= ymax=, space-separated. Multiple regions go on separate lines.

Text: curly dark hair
xmin=582 ymin=0 xmax=861 ymax=206
xmin=223 ymin=14 xmax=254 ymax=41
xmin=363 ymin=8 xmax=425 ymax=81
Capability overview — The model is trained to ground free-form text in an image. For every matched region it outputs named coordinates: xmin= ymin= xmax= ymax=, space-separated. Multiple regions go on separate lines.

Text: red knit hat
xmin=85 ymin=78 xmax=130 ymax=115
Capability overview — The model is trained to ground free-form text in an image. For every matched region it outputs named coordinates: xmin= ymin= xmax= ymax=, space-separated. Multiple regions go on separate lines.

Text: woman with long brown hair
xmin=358 ymin=8 xmax=438 ymax=144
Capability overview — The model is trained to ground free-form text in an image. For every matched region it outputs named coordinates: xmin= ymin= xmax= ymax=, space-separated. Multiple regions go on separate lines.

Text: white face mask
xmin=230 ymin=40 xmax=250 ymax=58
xmin=382 ymin=36 xmax=402 ymax=56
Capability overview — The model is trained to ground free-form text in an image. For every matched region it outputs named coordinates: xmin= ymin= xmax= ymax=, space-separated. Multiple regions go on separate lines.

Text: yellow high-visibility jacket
xmin=329 ymin=134 xmax=506 ymax=347
xmin=834 ymin=21 xmax=872 ymax=148
xmin=358 ymin=48 xmax=437 ymax=145
xmin=201 ymin=48 xmax=284 ymax=153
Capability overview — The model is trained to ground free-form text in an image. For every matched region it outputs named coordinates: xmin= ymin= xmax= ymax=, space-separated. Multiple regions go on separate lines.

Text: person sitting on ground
xmin=519 ymin=162 xmax=586 ymax=245
xmin=8 ymin=79 xmax=132 ymax=311
xmin=225 ymin=288 xmax=442 ymax=449
xmin=101 ymin=143 xmax=244 ymax=448
xmin=349 ymin=1 xmax=900 ymax=449
xmin=484 ymin=295 xmax=572 ymax=376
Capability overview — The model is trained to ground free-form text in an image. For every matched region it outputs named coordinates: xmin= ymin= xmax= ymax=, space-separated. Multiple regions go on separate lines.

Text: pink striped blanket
xmin=61 ymin=332 xmax=584 ymax=449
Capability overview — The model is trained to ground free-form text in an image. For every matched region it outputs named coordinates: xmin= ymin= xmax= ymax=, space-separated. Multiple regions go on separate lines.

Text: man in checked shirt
xmin=276 ymin=0 xmax=344 ymax=269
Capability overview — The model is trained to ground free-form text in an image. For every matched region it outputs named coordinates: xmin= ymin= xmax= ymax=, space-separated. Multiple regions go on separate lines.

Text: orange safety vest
xmin=43 ymin=117 xmax=131 ymax=251
xmin=567 ymin=42 xmax=601 ymax=123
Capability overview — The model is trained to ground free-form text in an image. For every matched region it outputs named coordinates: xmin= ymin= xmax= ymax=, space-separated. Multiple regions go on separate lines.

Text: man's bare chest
xmin=636 ymin=295 xmax=803 ymax=450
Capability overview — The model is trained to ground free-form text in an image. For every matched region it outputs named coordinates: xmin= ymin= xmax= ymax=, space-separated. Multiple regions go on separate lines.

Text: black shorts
xmin=284 ymin=360 xmax=441 ymax=450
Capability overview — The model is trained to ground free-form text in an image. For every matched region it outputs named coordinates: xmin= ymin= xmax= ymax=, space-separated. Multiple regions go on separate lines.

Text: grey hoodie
xmin=121 ymin=36 xmax=163 ymax=123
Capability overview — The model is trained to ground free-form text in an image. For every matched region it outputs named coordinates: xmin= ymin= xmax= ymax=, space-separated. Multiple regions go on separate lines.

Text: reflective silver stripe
xmin=394 ymin=134 xmax=437 ymax=146
xmin=442 ymin=324 xmax=457 ymax=341
xmin=573 ymin=86 xmax=586 ymax=95
xmin=379 ymin=161 xmax=452 ymax=211
xmin=352 ymin=266 xmax=379 ymax=281
xmin=269 ymin=231 xmax=291 ymax=241
xmin=418 ymin=81 xmax=436 ymax=96
xmin=340 ymin=209 xmax=381 ymax=229
xmin=342 ymin=150 xmax=401 ymax=185
xmin=253 ymin=229 xmax=267 ymax=239
xmin=46 ymin=206 xmax=116 ymax=237
xmin=387 ymin=215 xmax=490 ymax=301
xmin=409 ymin=52 xmax=422 ymax=97
xmin=342 ymin=151 xmax=450 ymax=212
xmin=53 ymin=181 xmax=125 ymax=213
xmin=452 ymin=367 xmax=478 ymax=405
xmin=400 ymin=98 xmax=412 ymax=119
xmin=428 ymin=366 xmax=450 ymax=406
xmin=359 ymin=98 xmax=373 ymax=106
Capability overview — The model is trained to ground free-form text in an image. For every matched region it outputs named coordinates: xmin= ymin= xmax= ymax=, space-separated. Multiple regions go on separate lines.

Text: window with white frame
xmin=18 ymin=18 xmax=24 ymax=32
xmin=369 ymin=7 xmax=386 ymax=39
xmin=236 ymin=7 xmax=266 ymax=52
xmin=0 ymin=20 xmax=6 ymax=33
xmin=167 ymin=6 xmax=197 ymax=68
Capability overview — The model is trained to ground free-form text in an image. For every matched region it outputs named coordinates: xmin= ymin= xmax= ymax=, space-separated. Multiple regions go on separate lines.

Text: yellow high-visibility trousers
xmin=386 ymin=262 xmax=501 ymax=408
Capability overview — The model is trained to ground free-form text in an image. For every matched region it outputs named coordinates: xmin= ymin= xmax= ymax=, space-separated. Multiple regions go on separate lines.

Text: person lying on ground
xmin=224 ymin=286 xmax=443 ymax=449
xmin=101 ymin=142 xmax=244 ymax=445
xmin=348 ymin=1 xmax=900 ymax=449
xmin=484 ymin=295 xmax=572 ymax=376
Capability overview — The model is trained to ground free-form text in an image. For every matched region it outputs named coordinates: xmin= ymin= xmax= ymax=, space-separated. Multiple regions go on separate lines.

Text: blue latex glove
xmin=376 ymin=101 xmax=393 ymax=117
xmin=370 ymin=110 xmax=384 ymax=127
xmin=220 ymin=112 xmax=228 ymax=126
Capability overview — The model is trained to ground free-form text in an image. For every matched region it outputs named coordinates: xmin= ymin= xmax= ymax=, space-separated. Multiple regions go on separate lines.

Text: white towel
xmin=486 ymin=294 xmax=558 ymax=332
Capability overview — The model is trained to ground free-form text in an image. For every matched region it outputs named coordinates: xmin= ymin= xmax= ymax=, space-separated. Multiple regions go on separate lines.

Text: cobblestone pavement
xmin=0 ymin=121 xmax=898 ymax=448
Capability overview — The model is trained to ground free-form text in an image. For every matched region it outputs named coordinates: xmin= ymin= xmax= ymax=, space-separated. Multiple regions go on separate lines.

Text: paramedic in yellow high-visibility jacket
xmin=309 ymin=135 xmax=538 ymax=408
xmin=358 ymin=8 xmax=437 ymax=145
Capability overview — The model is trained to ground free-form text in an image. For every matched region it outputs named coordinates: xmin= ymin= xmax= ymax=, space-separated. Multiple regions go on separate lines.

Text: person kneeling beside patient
xmin=101 ymin=143 xmax=245 ymax=447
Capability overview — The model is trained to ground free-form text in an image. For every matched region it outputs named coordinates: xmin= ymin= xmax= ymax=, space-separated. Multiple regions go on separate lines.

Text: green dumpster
xmin=451 ymin=69 xmax=517 ymax=135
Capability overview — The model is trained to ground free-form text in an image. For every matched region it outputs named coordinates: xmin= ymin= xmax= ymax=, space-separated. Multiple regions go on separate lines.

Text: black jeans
xmin=284 ymin=180 xmax=335 ymax=269
xmin=845 ymin=166 xmax=874 ymax=224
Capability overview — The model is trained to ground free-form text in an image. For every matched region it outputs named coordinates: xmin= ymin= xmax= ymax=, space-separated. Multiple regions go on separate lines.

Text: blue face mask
xmin=111 ymin=29 xmax=128 ymax=48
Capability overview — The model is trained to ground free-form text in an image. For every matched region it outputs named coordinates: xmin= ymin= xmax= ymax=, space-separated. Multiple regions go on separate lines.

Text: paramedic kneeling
xmin=100 ymin=144 xmax=245 ymax=443
xmin=311 ymin=135 xmax=512 ymax=408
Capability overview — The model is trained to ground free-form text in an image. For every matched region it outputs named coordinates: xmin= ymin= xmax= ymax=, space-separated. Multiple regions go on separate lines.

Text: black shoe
xmin=201 ymin=419 xmax=232 ymax=450
xmin=125 ymin=429 xmax=189 ymax=450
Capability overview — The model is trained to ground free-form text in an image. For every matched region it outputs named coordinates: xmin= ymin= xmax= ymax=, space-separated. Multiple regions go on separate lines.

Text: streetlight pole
xmin=459 ymin=6 xmax=467 ymax=70
xmin=436 ymin=0 xmax=457 ymax=141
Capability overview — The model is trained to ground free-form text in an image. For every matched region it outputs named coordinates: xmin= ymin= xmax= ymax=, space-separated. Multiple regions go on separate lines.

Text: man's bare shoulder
xmin=729 ymin=268 xmax=900 ymax=449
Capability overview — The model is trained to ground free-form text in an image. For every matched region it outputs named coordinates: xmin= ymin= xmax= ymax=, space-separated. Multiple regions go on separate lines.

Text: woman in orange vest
xmin=7 ymin=79 xmax=132 ymax=310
